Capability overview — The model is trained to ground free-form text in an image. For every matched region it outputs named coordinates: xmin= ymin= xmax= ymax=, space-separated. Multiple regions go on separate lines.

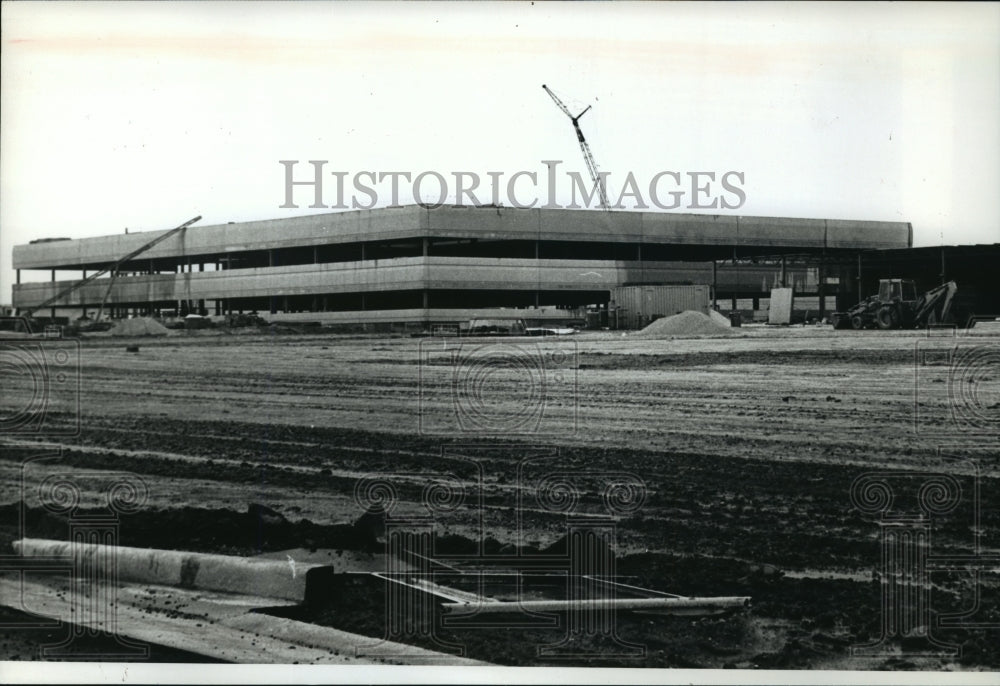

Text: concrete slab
xmin=768 ymin=288 xmax=793 ymax=325
xmin=0 ymin=575 xmax=484 ymax=664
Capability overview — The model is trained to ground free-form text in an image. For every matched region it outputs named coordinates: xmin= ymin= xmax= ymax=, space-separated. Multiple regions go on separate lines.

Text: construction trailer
xmin=609 ymin=285 xmax=711 ymax=330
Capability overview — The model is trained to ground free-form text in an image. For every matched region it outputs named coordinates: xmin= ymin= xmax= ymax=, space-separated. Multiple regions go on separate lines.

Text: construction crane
xmin=542 ymin=84 xmax=610 ymax=211
xmin=21 ymin=216 xmax=202 ymax=320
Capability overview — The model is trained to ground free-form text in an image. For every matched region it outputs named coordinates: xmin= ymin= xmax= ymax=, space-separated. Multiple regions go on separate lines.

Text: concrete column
xmin=16 ymin=269 xmax=21 ymax=284
xmin=51 ymin=269 xmax=56 ymax=282
xmin=857 ymin=254 xmax=863 ymax=298
xmin=422 ymin=290 xmax=429 ymax=308
xmin=269 ymin=250 xmax=275 ymax=267
xmin=313 ymin=246 xmax=319 ymax=264
xmin=818 ymin=255 xmax=826 ymax=318
xmin=711 ymin=261 xmax=717 ymax=306
xmin=199 ymin=263 xmax=204 ymax=272
xmin=422 ymin=238 xmax=429 ymax=257
xmin=780 ymin=255 xmax=787 ymax=288
xmin=361 ymin=243 xmax=367 ymax=261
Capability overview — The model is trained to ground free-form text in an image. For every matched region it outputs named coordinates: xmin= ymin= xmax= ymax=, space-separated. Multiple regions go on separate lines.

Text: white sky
xmin=2 ymin=1 xmax=998 ymax=301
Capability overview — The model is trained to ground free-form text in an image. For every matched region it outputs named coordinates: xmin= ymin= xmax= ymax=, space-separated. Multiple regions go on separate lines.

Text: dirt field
xmin=1 ymin=324 xmax=998 ymax=668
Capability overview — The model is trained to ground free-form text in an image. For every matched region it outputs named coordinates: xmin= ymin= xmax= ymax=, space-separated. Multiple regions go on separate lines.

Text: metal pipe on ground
xmin=14 ymin=538 xmax=319 ymax=602
xmin=441 ymin=596 xmax=750 ymax=615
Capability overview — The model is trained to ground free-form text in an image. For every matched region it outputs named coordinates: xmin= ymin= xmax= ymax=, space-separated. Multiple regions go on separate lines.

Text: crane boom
xmin=23 ymin=215 xmax=202 ymax=318
xmin=543 ymin=84 xmax=574 ymax=119
xmin=542 ymin=84 xmax=610 ymax=211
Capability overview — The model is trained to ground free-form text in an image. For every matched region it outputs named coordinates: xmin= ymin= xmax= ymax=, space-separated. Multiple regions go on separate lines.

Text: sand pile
xmin=633 ymin=310 xmax=734 ymax=338
xmin=110 ymin=317 xmax=170 ymax=337
xmin=708 ymin=309 xmax=732 ymax=328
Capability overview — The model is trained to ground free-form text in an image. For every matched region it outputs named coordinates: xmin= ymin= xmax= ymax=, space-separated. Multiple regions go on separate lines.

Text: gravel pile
xmin=633 ymin=310 xmax=734 ymax=338
xmin=110 ymin=317 xmax=170 ymax=337
xmin=708 ymin=309 xmax=733 ymax=328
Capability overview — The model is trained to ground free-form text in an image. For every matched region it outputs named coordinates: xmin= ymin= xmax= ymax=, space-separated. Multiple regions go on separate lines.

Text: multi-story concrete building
xmin=12 ymin=205 xmax=912 ymax=327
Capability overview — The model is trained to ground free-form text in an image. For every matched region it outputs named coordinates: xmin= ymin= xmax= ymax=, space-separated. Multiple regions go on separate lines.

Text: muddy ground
xmin=1 ymin=325 xmax=998 ymax=668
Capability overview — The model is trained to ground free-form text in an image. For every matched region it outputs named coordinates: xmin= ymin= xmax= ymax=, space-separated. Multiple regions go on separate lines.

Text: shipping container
xmin=609 ymin=285 xmax=711 ymax=330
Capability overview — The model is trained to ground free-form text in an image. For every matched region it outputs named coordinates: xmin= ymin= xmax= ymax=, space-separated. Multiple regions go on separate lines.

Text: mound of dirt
xmin=633 ymin=310 xmax=735 ymax=338
xmin=709 ymin=309 xmax=732 ymax=328
xmin=110 ymin=317 xmax=170 ymax=337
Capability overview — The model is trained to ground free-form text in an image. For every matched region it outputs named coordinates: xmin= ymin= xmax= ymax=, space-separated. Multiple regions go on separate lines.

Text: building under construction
xmin=11 ymin=205 xmax=963 ymax=327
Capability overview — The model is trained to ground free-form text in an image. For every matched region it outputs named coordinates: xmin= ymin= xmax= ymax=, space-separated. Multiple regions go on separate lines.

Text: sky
xmin=2 ymin=1 xmax=998 ymax=302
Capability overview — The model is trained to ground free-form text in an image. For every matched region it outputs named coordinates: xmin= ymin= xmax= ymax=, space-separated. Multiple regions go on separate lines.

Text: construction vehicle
xmin=542 ymin=84 xmax=610 ymax=211
xmin=831 ymin=279 xmax=974 ymax=330
xmin=16 ymin=216 xmax=201 ymax=329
